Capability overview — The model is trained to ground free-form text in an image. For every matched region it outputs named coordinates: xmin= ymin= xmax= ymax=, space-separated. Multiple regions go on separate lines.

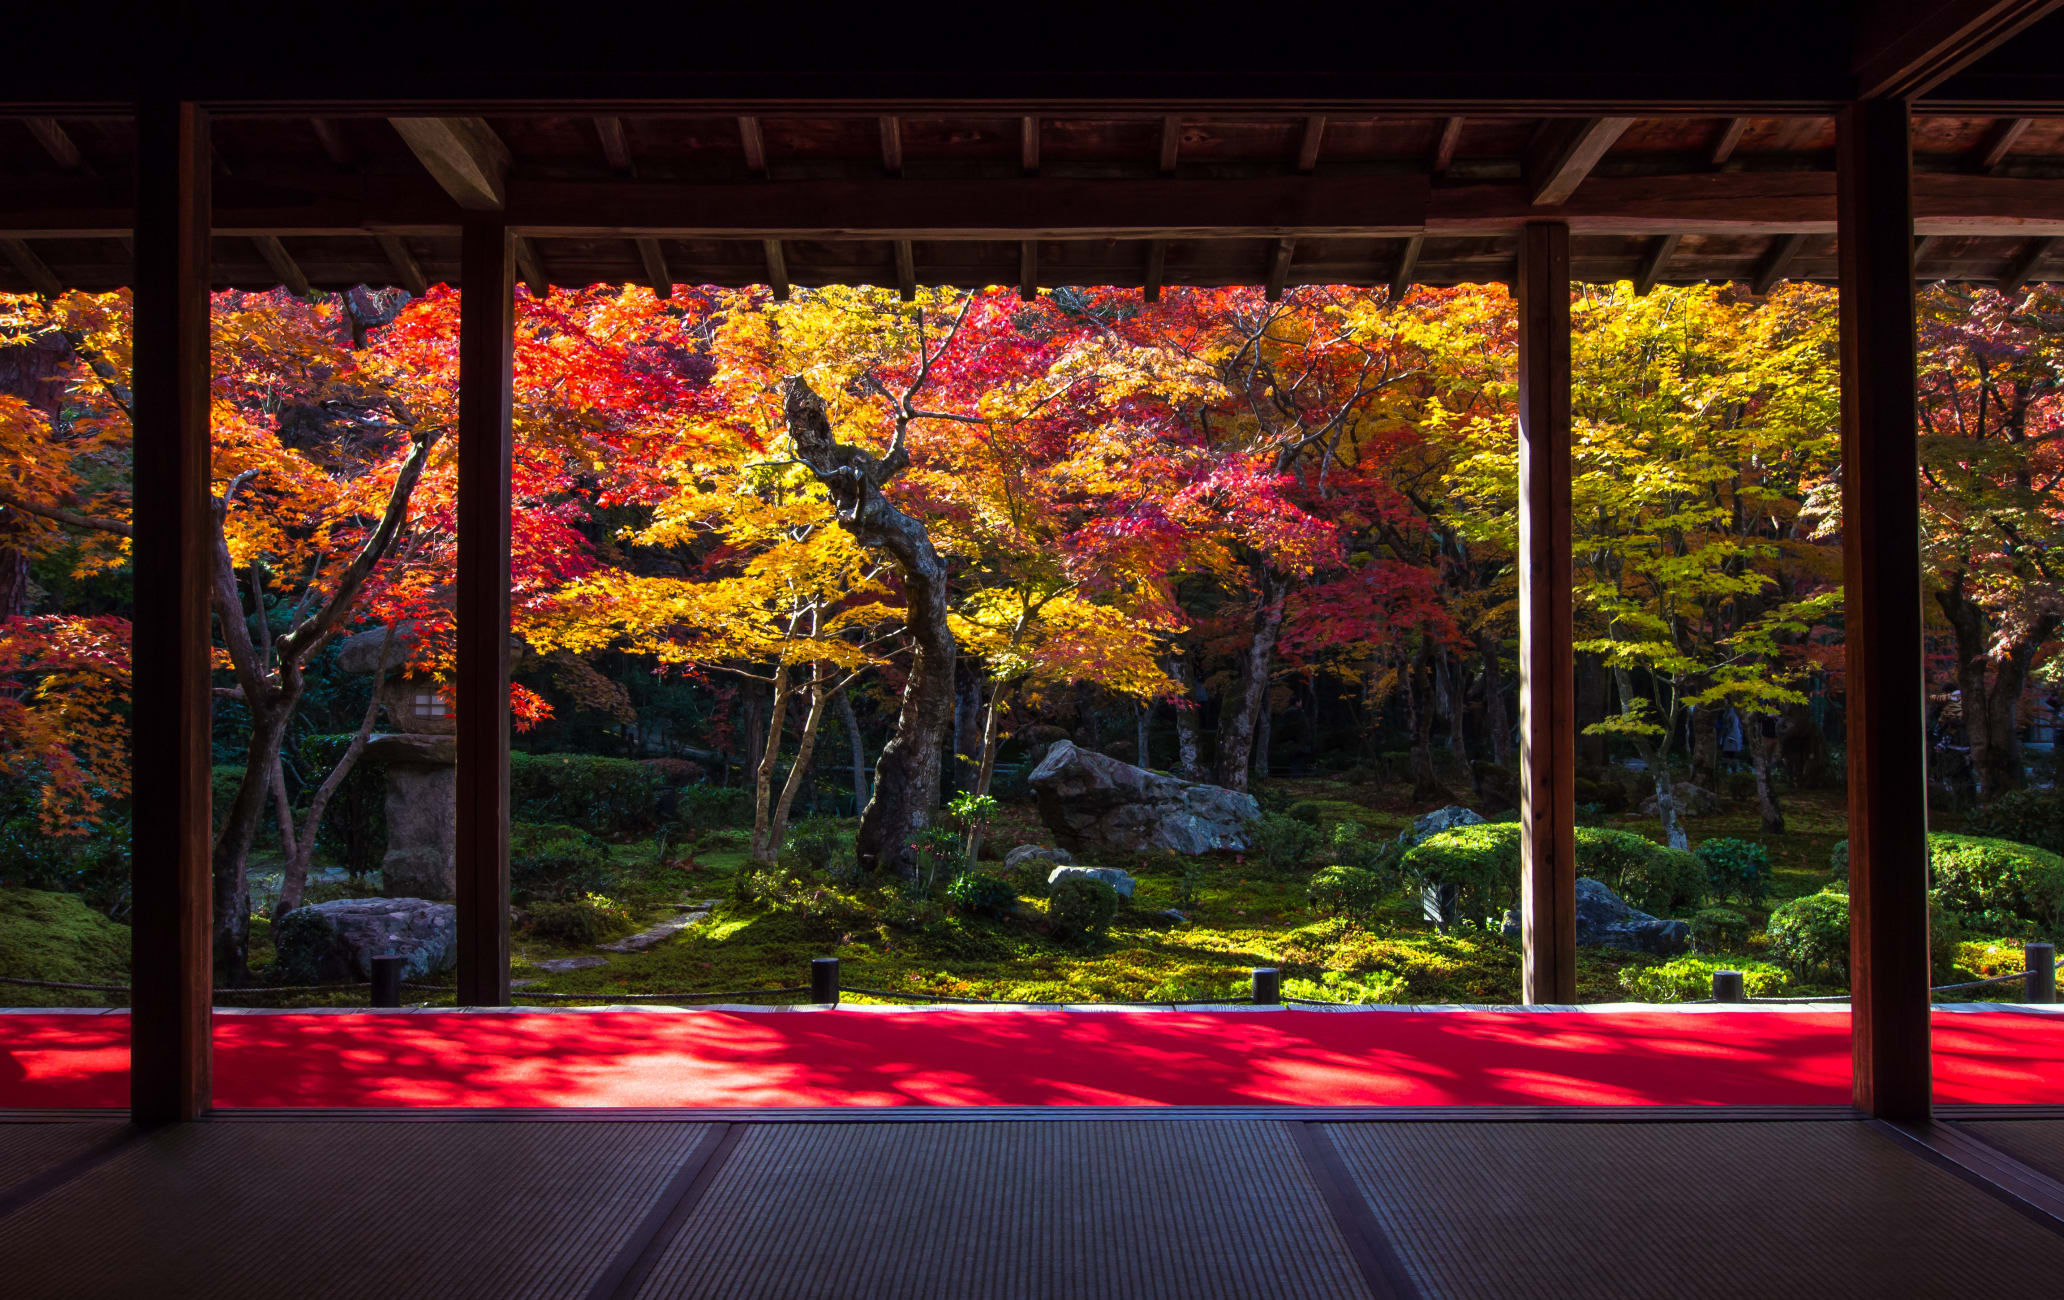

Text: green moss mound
xmin=0 ymin=886 xmax=130 ymax=1006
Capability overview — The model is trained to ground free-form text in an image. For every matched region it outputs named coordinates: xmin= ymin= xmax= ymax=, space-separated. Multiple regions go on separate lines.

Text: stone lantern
xmin=336 ymin=624 xmax=459 ymax=900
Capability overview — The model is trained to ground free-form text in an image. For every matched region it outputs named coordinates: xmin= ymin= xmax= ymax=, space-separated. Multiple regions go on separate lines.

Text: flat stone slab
xmin=533 ymin=956 xmax=610 ymax=973
xmin=597 ymin=907 xmax=710 ymax=953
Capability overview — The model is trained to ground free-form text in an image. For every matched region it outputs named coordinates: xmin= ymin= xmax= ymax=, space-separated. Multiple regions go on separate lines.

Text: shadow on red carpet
xmin=1 ymin=1009 xmax=2058 ymax=1109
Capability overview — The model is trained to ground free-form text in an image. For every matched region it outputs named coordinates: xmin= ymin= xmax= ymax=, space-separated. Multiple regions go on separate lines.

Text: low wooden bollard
xmin=370 ymin=954 xmax=403 ymax=1008
xmin=1711 ymin=970 xmax=1746 ymax=1003
xmin=811 ymin=956 xmax=840 ymax=1005
xmin=1251 ymin=967 xmax=1280 ymax=1005
xmin=2027 ymin=943 xmax=2056 ymax=1004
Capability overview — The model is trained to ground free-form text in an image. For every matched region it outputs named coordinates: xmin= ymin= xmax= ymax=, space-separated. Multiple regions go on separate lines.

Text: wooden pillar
xmin=1836 ymin=100 xmax=1931 ymax=1121
xmin=129 ymin=100 xmax=213 ymax=1122
xmin=455 ymin=219 xmax=514 ymax=1007
xmin=1516 ymin=221 xmax=1576 ymax=1006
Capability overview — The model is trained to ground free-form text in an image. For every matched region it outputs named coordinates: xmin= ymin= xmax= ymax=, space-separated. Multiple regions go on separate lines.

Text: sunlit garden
xmin=3 ymin=278 xmax=2060 ymax=1008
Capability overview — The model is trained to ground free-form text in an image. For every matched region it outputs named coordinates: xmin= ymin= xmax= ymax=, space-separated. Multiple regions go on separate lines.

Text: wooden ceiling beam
xmin=1143 ymin=239 xmax=1165 ymax=302
xmin=738 ymin=115 xmax=767 ymax=177
xmin=1976 ymin=116 xmax=2032 ymax=171
xmin=24 ymin=117 xmax=85 ymax=171
xmin=0 ymin=238 xmax=62 ymax=297
xmin=513 ymin=234 xmax=548 ymax=297
xmin=1296 ymin=116 xmax=1326 ymax=173
xmin=1913 ymin=234 xmax=1939 ymax=278
xmin=1020 ymin=116 xmax=1039 ymax=175
xmin=1432 ymin=117 xmax=1464 ymax=176
xmin=762 ymin=238 xmax=789 ymax=300
xmin=1389 ymin=234 xmax=1423 ymax=300
xmin=1527 ymin=117 xmax=1636 ymax=206
xmin=1852 ymin=0 xmax=2063 ymax=99
xmin=1998 ymin=235 xmax=2058 ymax=292
xmin=595 ymin=117 xmax=633 ymax=174
xmin=376 ymin=234 xmax=428 ymax=296
xmin=251 ymin=235 xmax=311 ymax=297
xmin=1264 ymin=237 xmax=1295 ymax=301
xmin=388 ymin=117 xmax=509 ymax=210
xmin=894 ymin=238 xmax=915 ymax=301
xmin=1709 ymin=117 xmax=1750 ymax=167
xmin=1751 ymin=232 xmax=1808 ymax=293
xmin=635 ymin=237 xmax=670 ymax=298
xmin=879 ymin=116 xmax=903 ymax=177
xmin=309 ymin=118 xmax=353 ymax=169
xmin=1159 ymin=116 xmax=1181 ymax=175
xmin=1634 ymin=232 xmax=1680 ymax=294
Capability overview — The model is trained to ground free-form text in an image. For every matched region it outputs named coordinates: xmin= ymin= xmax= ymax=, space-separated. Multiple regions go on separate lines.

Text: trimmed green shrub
xmin=1964 ymin=788 xmax=2064 ymax=857
xmin=1324 ymin=822 xmax=1394 ymax=874
xmin=945 ymin=870 xmax=1016 ymax=918
xmin=525 ymin=892 xmax=636 ymax=945
xmin=675 ymin=783 xmax=751 ymax=832
xmin=510 ymin=753 xmax=662 ymax=839
xmin=1617 ymin=957 xmax=1787 ymax=1003
xmin=1580 ymin=827 xmax=1707 ymax=916
xmin=1401 ymin=823 xmax=1521 ymax=928
xmin=1688 ymin=906 xmax=1753 ymax=954
xmin=1047 ymin=874 xmax=1118 ymax=941
xmin=1250 ymin=813 xmax=1320 ymax=872
xmin=1695 ymin=837 xmax=1771 ymax=904
xmin=509 ymin=822 xmax=614 ymax=904
xmin=1830 ymin=838 xmax=1850 ymax=881
xmin=1308 ymin=864 xmax=1392 ymax=925
xmin=1767 ymin=888 xmax=1959 ymax=982
xmin=1929 ymin=833 xmax=2064 ymax=933
xmin=1286 ymin=801 xmax=1325 ymax=826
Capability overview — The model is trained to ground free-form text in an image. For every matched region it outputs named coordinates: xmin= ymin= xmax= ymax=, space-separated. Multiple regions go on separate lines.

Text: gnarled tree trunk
xmin=1214 ymin=564 xmax=1288 ymax=792
xmin=1939 ymin=578 xmax=2057 ymax=801
xmin=1164 ymin=652 xmax=1205 ymax=780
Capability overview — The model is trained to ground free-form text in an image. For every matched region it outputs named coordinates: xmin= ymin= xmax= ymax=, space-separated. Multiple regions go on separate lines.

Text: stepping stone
xmin=597 ymin=908 xmax=710 ymax=954
xmin=534 ymin=955 xmax=611 ymax=973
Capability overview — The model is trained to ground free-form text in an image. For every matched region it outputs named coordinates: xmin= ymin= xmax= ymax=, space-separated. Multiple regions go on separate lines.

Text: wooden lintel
xmin=308 ymin=118 xmax=353 ymax=169
xmin=1143 ymin=239 xmax=1165 ymax=302
xmin=513 ymin=233 xmax=548 ymax=297
xmin=1019 ymin=240 xmax=1037 ymax=300
xmin=879 ymin=116 xmax=903 ymax=177
xmin=0 ymin=237 xmax=62 ymax=297
xmin=1159 ymin=115 xmax=1181 ymax=174
xmin=1296 ymin=115 xmax=1327 ymax=173
xmin=25 ymin=116 xmax=84 ymax=171
xmin=595 ymin=117 xmax=633 ymax=175
xmin=762 ymin=237 xmax=789 ymax=299
xmin=1976 ymin=116 xmax=2032 ymax=172
xmin=1020 ymin=116 xmax=1040 ymax=175
xmin=252 ymin=234 xmax=311 ymax=297
xmin=376 ymin=233 xmax=427 ymax=296
xmin=1752 ymin=232 xmax=1809 ymax=293
xmin=1709 ymin=117 xmax=1750 ymax=168
xmin=1527 ymin=117 xmax=1636 ymax=206
xmin=388 ymin=117 xmax=509 ymax=210
xmin=1432 ymin=116 xmax=1464 ymax=175
xmin=1265 ymin=237 xmax=1295 ymax=301
xmin=738 ymin=115 xmax=767 ymax=176
xmin=1635 ymin=232 xmax=1681 ymax=295
xmin=1389 ymin=233 xmax=1424 ymax=300
xmin=894 ymin=238 xmax=915 ymax=302
xmin=635 ymin=236 xmax=670 ymax=298
xmin=1999 ymin=235 xmax=2058 ymax=292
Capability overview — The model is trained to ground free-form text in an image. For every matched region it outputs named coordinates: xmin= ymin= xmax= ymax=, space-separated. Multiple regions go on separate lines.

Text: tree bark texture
xmin=1213 ymin=565 xmax=1288 ymax=792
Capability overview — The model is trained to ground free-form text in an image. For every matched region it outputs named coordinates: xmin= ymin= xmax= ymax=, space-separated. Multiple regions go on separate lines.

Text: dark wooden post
xmin=455 ymin=218 xmax=514 ymax=1007
xmin=1836 ymin=100 xmax=1931 ymax=1121
xmin=1516 ymin=221 xmax=1577 ymax=1006
xmin=129 ymin=100 xmax=213 ymax=1122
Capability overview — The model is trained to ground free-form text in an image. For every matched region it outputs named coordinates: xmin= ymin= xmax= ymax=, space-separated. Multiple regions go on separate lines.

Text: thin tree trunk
xmin=276 ymin=624 xmax=397 ymax=916
xmin=767 ymin=668 xmax=835 ymax=857
xmin=1691 ymin=704 xmax=1720 ymax=789
xmin=1214 ymin=565 xmax=1289 ymax=792
xmin=1165 ymin=653 xmax=1205 ymax=780
xmin=1749 ymin=711 xmax=1785 ymax=833
xmin=749 ymin=662 xmax=793 ymax=862
xmin=837 ymin=688 xmax=868 ymax=811
xmin=1615 ymin=666 xmax=1688 ymax=849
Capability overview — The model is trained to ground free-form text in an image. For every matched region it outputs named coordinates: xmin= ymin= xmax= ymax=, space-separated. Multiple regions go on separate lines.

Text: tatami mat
xmin=0 ymin=1120 xmax=126 ymax=1203
xmin=1958 ymin=1118 xmax=2064 ymax=1182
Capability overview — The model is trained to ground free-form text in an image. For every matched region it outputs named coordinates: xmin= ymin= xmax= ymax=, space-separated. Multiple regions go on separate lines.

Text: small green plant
xmin=1766 ymin=889 xmax=1852 ymax=979
xmin=1047 ymin=874 xmax=1118 ymax=942
xmin=945 ymin=791 xmax=1002 ymax=860
xmin=1286 ymin=800 xmax=1325 ymax=826
xmin=1308 ymin=864 xmax=1392 ymax=926
xmin=1616 ymin=956 xmax=1786 ymax=1003
xmin=1250 ymin=813 xmax=1320 ymax=873
xmin=1324 ymin=821 xmax=1394 ymax=874
xmin=1688 ymin=906 xmax=1752 ymax=954
xmin=1171 ymin=864 xmax=1203 ymax=914
xmin=1694 ymin=837 xmax=1770 ymax=905
xmin=526 ymin=892 xmax=636 ymax=945
xmin=945 ymin=870 xmax=1016 ymax=918
xmin=904 ymin=825 xmax=961 ymax=900
xmin=780 ymin=816 xmax=849 ymax=873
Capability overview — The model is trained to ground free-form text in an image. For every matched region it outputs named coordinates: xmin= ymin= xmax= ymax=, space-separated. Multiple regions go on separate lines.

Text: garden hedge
xmin=1399 ymin=823 xmax=1708 ymax=927
xmin=1830 ymin=831 xmax=2064 ymax=934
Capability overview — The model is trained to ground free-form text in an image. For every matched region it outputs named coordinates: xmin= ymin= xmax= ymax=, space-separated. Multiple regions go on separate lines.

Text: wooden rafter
xmin=1296 ymin=116 xmax=1326 ymax=172
xmin=376 ymin=234 xmax=428 ymax=296
xmin=24 ymin=116 xmax=84 ymax=171
xmin=1020 ymin=116 xmax=1040 ymax=175
xmin=1264 ymin=237 xmax=1296 ymax=301
xmin=513 ymin=234 xmax=548 ymax=297
xmin=251 ymin=235 xmax=311 ymax=297
xmin=879 ymin=116 xmax=903 ymax=177
xmin=1143 ymin=239 xmax=1165 ymax=302
xmin=636 ymin=237 xmax=670 ymax=298
xmin=309 ymin=118 xmax=353 ymax=169
xmin=1432 ymin=116 xmax=1464 ymax=175
xmin=1752 ymin=232 xmax=1808 ymax=294
xmin=738 ymin=115 xmax=767 ymax=176
xmin=595 ymin=117 xmax=633 ymax=174
xmin=1913 ymin=234 xmax=1939 ymax=279
xmin=1389 ymin=233 xmax=1423 ymax=300
xmin=0 ymin=237 xmax=61 ymax=297
xmin=1527 ymin=117 xmax=1635 ymax=206
xmin=1635 ymin=232 xmax=1680 ymax=294
xmin=894 ymin=239 xmax=915 ymax=301
xmin=1852 ymin=0 xmax=2063 ymax=99
xmin=1999 ymin=235 xmax=2058 ymax=292
xmin=762 ymin=238 xmax=789 ymax=300
xmin=1709 ymin=117 xmax=1750 ymax=167
xmin=388 ymin=117 xmax=508 ymax=210
xmin=1019 ymin=240 xmax=1038 ymax=300
xmin=1159 ymin=116 xmax=1181 ymax=174
xmin=1976 ymin=116 xmax=2032 ymax=172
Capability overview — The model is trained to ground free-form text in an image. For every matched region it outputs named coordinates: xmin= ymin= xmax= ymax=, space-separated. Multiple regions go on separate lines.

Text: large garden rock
xmin=273 ymin=897 xmax=458 ymax=983
xmin=1028 ymin=740 xmax=1260 ymax=856
xmin=1004 ymin=844 xmax=1074 ymax=873
xmin=1498 ymin=878 xmax=1690 ymax=957
xmin=1402 ymin=805 xmax=1487 ymax=928
xmin=1047 ymin=865 xmax=1137 ymax=899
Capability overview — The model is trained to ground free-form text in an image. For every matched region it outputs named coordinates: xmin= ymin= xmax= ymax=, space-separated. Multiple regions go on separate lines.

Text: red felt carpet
xmin=2 ymin=1009 xmax=2059 ymax=1109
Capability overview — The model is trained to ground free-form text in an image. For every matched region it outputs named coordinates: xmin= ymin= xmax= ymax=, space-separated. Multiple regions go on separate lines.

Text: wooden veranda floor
xmin=3 ymin=1108 xmax=2062 ymax=1298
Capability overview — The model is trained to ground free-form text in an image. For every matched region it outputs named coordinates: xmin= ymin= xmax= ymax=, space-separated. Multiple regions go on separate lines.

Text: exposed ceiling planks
xmin=389 ymin=117 xmax=509 ymax=210
xmin=1527 ymin=118 xmax=1637 ymax=205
